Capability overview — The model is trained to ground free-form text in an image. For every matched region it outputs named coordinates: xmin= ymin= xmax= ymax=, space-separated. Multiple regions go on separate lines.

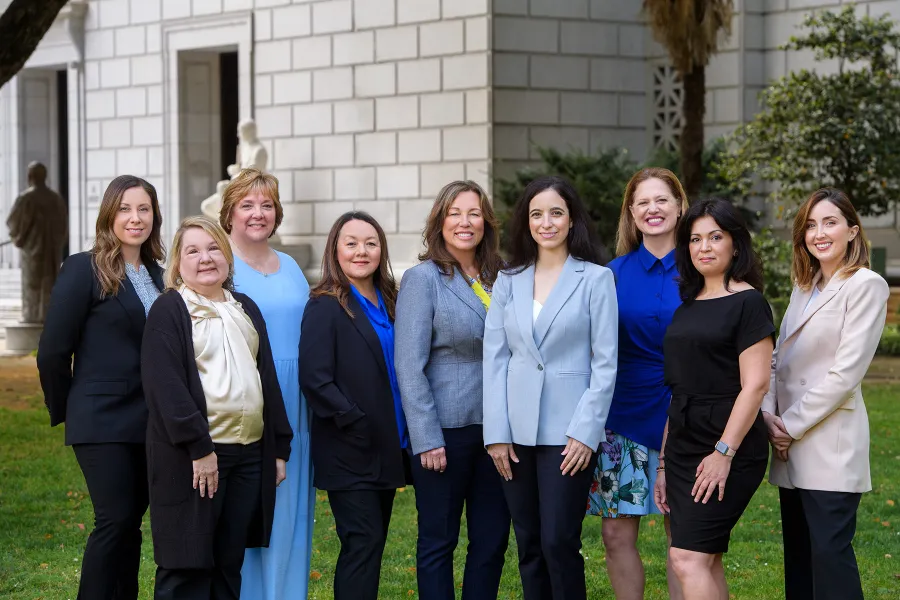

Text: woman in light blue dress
xmin=218 ymin=168 xmax=315 ymax=599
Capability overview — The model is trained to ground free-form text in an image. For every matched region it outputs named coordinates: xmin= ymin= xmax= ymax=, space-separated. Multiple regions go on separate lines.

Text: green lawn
xmin=1 ymin=366 xmax=897 ymax=599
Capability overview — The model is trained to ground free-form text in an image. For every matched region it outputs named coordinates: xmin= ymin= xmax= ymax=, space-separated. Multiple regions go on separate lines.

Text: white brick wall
xmin=492 ymin=2 xmax=651 ymax=167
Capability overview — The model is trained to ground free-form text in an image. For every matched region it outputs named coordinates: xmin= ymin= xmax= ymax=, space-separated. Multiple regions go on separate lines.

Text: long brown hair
xmin=92 ymin=175 xmax=165 ymax=297
xmin=165 ymin=216 xmax=235 ymax=292
xmin=615 ymin=168 xmax=689 ymax=257
xmin=419 ymin=180 xmax=502 ymax=287
xmin=792 ymin=188 xmax=869 ymax=290
xmin=311 ymin=211 xmax=398 ymax=319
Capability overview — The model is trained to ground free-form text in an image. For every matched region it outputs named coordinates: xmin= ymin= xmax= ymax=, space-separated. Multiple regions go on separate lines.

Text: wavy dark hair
xmin=675 ymin=197 xmax=764 ymax=302
xmin=506 ymin=176 xmax=605 ymax=272
xmin=310 ymin=211 xmax=398 ymax=319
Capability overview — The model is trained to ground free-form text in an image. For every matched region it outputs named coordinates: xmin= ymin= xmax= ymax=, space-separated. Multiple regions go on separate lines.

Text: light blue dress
xmin=237 ymin=251 xmax=315 ymax=600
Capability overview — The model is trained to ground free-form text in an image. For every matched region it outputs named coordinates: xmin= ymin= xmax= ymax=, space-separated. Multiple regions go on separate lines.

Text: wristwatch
xmin=714 ymin=440 xmax=736 ymax=457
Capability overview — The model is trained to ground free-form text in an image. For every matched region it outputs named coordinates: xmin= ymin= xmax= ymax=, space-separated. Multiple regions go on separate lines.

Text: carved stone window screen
xmin=652 ymin=64 xmax=683 ymax=152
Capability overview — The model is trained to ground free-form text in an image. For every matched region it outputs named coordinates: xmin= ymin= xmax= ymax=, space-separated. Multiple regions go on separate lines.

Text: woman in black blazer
xmin=37 ymin=175 xmax=165 ymax=599
xmin=299 ymin=211 xmax=409 ymax=600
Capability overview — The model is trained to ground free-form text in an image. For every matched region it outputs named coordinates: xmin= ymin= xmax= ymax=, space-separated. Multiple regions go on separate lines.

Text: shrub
xmin=877 ymin=325 xmax=900 ymax=356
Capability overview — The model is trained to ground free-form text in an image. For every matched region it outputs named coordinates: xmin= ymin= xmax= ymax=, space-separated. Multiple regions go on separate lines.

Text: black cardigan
xmin=141 ymin=289 xmax=292 ymax=569
xmin=299 ymin=294 xmax=406 ymax=491
xmin=37 ymin=251 xmax=163 ymax=444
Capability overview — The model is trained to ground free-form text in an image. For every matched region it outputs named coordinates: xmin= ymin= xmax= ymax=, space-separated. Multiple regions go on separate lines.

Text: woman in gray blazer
xmin=395 ymin=181 xmax=510 ymax=600
xmin=483 ymin=176 xmax=618 ymax=600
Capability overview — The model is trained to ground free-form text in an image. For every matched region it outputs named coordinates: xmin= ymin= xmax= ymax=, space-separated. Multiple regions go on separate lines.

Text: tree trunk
xmin=0 ymin=0 xmax=71 ymax=90
xmin=680 ymin=65 xmax=706 ymax=200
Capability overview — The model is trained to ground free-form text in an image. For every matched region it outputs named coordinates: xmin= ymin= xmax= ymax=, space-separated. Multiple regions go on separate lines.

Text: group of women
xmin=37 ymin=164 xmax=886 ymax=600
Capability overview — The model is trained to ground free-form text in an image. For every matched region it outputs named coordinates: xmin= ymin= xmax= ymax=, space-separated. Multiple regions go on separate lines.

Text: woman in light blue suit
xmin=483 ymin=176 xmax=618 ymax=600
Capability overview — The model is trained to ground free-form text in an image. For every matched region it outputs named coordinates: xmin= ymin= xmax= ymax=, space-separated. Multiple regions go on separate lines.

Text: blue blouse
xmin=604 ymin=244 xmax=681 ymax=450
xmin=350 ymin=285 xmax=409 ymax=449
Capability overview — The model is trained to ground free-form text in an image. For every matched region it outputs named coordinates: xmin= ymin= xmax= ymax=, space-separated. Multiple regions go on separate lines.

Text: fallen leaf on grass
xmin=647 ymin=519 xmax=657 ymax=527
xmin=882 ymin=521 xmax=892 ymax=527
xmin=77 ymin=523 xmax=85 ymax=530
xmin=39 ymin=563 xmax=48 ymax=569
xmin=886 ymin=554 xmax=892 ymax=558
xmin=888 ymin=499 xmax=896 ymax=507
xmin=44 ymin=534 xmax=52 ymax=539
xmin=310 ymin=571 xmax=322 ymax=581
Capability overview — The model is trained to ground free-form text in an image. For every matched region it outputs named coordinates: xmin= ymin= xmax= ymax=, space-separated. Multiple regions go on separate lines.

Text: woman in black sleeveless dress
xmin=655 ymin=198 xmax=775 ymax=599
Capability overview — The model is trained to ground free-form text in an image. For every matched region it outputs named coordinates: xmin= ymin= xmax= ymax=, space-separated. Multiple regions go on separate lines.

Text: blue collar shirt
xmin=604 ymin=244 xmax=681 ymax=449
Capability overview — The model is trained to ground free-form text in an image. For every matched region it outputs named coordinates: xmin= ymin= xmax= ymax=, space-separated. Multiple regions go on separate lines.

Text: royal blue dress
xmin=237 ymin=251 xmax=315 ymax=600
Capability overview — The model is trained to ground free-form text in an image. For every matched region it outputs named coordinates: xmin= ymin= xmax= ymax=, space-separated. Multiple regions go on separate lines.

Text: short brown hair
xmin=791 ymin=188 xmax=869 ymax=290
xmin=165 ymin=215 xmax=235 ymax=291
xmin=219 ymin=168 xmax=283 ymax=236
xmin=616 ymin=168 xmax=689 ymax=257
xmin=310 ymin=212 xmax=398 ymax=319
xmin=419 ymin=180 xmax=502 ymax=287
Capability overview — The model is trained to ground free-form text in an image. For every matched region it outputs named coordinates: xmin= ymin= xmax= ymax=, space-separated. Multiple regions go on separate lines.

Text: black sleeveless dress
xmin=662 ymin=289 xmax=775 ymax=554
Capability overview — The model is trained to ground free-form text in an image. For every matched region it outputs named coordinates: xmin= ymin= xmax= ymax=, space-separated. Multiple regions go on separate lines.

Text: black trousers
xmin=72 ymin=443 xmax=148 ymax=600
xmin=327 ymin=488 xmax=396 ymax=600
xmin=410 ymin=425 xmax=510 ymax=600
xmin=779 ymin=487 xmax=864 ymax=600
xmin=154 ymin=442 xmax=262 ymax=600
xmin=502 ymin=444 xmax=596 ymax=600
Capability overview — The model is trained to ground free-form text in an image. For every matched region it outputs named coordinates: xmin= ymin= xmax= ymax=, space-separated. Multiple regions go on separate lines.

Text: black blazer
xmin=299 ymin=294 xmax=406 ymax=491
xmin=141 ymin=289 xmax=292 ymax=569
xmin=37 ymin=251 xmax=164 ymax=445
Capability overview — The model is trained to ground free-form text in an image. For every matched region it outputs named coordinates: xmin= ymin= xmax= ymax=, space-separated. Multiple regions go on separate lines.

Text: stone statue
xmin=226 ymin=118 xmax=268 ymax=178
xmin=200 ymin=179 xmax=229 ymax=223
xmin=6 ymin=162 xmax=68 ymax=323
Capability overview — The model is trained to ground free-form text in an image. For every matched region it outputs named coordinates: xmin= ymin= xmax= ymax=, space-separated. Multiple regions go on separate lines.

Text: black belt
xmin=668 ymin=393 xmax=737 ymax=427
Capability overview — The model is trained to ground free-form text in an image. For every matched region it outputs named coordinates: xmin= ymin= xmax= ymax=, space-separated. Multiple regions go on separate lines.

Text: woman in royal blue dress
xmin=586 ymin=168 xmax=688 ymax=600
xmin=221 ymin=168 xmax=315 ymax=599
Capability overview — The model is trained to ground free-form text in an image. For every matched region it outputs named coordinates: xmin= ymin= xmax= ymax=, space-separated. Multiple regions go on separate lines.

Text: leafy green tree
xmin=717 ymin=6 xmax=900 ymax=217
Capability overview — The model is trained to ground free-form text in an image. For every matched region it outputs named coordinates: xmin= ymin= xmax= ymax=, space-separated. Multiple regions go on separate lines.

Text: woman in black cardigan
xmin=38 ymin=175 xmax=165 ymax=600
xmin=142 ymin=216 xmax=292 ymax=600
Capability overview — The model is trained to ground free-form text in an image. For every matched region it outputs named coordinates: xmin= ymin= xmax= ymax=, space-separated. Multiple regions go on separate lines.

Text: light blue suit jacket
xmin=483 ymin=256 xmax=618 ymax=451
xmin=395 ymin=260 xmax=488 ymax=455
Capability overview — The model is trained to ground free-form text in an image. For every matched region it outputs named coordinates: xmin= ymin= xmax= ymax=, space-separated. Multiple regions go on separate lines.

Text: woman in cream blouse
xmin=141 ymin=216 xmax=292 ymax=599
xmin=762 ymin=188 xmax=889 ymax=600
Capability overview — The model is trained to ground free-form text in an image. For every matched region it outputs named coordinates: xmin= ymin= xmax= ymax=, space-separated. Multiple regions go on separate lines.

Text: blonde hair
xmin=219 ymin=168 xmax=283 ymax=236
xmin=92 ymin=175 xmax=165 ymax=297
xmin=165 ymin=216 xmax=235 ymax=291
xmin=791 ymin=188 xmax=869 ymax=290
xmin=615 ymin=168 xmax=689 ymax=257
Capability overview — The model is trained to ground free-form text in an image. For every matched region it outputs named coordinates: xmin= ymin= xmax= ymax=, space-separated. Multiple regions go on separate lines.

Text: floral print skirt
xmin=586 ymin=429 xmax=661 ymax=518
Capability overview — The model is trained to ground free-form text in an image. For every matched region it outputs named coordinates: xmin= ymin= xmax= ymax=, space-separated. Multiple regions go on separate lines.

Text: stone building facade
xmin=0 ymin=0 xmax=897 ymax=298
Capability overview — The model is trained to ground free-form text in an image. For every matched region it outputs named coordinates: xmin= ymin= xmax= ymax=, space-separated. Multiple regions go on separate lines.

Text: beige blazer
xmin=762 ymin=268 xmax=888 ymax=493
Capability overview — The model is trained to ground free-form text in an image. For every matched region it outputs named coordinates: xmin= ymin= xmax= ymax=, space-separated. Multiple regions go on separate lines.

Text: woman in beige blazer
xmin=762 ymin=188 xmax=889 ymax=600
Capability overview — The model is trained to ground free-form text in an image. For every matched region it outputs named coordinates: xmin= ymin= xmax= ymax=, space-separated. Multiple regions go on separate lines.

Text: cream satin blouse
xmin=180 ymin=285 xmax=264 ymax=445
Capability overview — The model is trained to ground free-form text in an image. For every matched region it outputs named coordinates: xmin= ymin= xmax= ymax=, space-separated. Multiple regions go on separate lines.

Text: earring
xmin=733 ymin=250 xmax=738 ymax=256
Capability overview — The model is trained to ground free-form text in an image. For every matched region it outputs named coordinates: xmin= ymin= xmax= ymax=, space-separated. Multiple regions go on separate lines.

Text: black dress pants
xmin=779 ymin=487 xmax=864 ymax=600
xmin=154 ymin=442 xmax=262 ymax=600
xmin=501 ymin=444 xmax=596 ymax=600
xmin=327 ymin=488 xmax=396 ymax=600
xmin=410 ymin=425 xmax=510 ymax=600
xmin=72 ymin=443 xmax=148 ymax=600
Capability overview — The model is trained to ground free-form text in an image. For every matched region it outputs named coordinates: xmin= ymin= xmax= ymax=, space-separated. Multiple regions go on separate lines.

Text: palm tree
xmin=643 ymin=0 xmax=734 ymax=198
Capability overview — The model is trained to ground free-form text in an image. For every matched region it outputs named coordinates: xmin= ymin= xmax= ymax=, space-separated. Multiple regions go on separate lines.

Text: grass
xmin=0 ymin=357 xmax=898 ymax=599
